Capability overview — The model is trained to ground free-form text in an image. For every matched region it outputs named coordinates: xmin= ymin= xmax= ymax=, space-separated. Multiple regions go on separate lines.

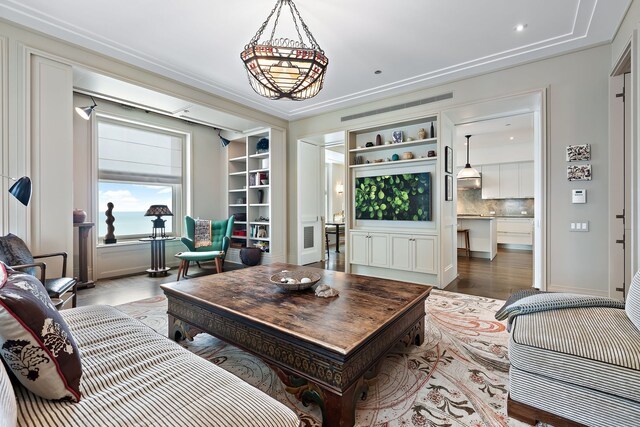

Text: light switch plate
xmin=570 ymin=221 xmax=589 ymax=232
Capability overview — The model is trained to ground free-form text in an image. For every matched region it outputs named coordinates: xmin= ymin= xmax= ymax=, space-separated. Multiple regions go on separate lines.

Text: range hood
xmin=458 ymin=174 xmax=482 ymax=189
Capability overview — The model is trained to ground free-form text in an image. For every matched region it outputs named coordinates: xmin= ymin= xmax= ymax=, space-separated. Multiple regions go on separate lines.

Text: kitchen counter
xmin=457 ymin=217 xmax=498 ymax=260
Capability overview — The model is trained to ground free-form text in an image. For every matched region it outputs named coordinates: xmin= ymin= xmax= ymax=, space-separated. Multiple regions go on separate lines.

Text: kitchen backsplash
xmin=457 ymin=189 xmax=534 ymax=216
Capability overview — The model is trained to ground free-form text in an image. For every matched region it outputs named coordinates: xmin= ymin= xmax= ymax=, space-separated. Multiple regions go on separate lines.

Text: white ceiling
xmin=454 ymin=113 xmax=534 ymax=155
xmin=0 ymin=0 xmax=631 ymax=122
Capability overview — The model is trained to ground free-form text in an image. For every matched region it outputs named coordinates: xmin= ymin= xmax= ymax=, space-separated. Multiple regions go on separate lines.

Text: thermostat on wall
xmin=572 ymin=189 xmax=586 ymax=204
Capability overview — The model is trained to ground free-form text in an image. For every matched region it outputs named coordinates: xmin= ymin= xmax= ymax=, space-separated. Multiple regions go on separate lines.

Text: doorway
xmin=441 ymin=91 xmax=546 ymax=299
xmin=297 ymin=132 xmax=346 ymax=271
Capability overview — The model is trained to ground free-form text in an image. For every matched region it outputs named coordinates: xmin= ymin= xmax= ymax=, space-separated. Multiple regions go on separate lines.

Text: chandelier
xmin=240 ymin=0 xmax=328 ymax=101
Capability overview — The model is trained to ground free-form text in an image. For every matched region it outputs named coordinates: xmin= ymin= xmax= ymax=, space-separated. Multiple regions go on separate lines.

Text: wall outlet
xmin=570 ymin=221 xmax=589 ymax=232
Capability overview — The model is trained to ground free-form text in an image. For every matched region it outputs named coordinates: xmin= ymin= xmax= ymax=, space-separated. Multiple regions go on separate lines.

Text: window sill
xmin=97 ymin=237 xmax=182 ymax=249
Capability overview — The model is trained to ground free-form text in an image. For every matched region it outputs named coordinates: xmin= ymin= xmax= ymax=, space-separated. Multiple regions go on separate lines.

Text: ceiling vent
xmin=341 ymin=92 xmax=453 ymax=122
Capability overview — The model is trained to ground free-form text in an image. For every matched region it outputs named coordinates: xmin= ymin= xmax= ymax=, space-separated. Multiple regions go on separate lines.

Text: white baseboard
xmin=546 ymin=284 xmax=609 ymax=297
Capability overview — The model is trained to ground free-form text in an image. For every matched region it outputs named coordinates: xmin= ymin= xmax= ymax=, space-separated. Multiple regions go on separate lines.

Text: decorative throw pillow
xmin=0 ymin=266 xmax=81 ymax=401
xmin=0 ymin=262 xmax=6 ymax=287
xmin=626 ymin=271 xmax=640 ymax=331
xmin=0 ymin=234 xmax=36 ymax=277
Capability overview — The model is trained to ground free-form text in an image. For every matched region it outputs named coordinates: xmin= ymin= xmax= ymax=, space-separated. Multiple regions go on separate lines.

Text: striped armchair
xmin=507 ymin=275 xmax=640 ymax=427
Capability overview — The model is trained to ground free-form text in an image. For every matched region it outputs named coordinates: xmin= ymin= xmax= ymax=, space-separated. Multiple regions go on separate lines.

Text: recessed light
xmin=510 ymin=136 xmax=515 ymax=140
xmin=515 ymin=24 xmax=527 ymax=32
xmin=374 ymin=70 xmax=382 ymax=75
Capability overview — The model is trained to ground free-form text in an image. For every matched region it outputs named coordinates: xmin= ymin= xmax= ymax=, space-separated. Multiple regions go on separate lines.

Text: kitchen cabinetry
xmin=497 ymin=218 xmax=533 ymax=246
xmin=390 ymin=234 xmax=437 ymax=274
xmin=226 ymin=128 xmax=285 ymax=264
xmin=350 ymin=231 xmax=389 ymax=268
xmin=481 ymin=161 xmax=533 ymax=199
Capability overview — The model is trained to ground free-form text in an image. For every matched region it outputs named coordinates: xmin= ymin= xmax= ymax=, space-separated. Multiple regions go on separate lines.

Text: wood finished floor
xmin=445 ymin=247 xmax=534 ymax=300
xmin=78 ymin=245 xmax=530 ymax=307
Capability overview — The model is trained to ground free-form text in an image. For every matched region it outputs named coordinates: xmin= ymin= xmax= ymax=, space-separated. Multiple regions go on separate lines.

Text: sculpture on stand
xmin=104 ymin=202 xmax=117 ymax=244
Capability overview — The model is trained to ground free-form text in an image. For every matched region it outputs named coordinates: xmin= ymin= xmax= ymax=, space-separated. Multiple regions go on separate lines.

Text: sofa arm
xmin=33 ymin=252 xmax=68 ymax=277
xmin=11 ymin=261 xmax=47 ymax=284
xmin=181 ymin=237 xmax=196 ymax=252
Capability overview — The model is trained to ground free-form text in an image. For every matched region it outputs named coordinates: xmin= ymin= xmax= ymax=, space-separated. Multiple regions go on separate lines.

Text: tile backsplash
xmin=457 ymin=189 xmax=534 ymax=216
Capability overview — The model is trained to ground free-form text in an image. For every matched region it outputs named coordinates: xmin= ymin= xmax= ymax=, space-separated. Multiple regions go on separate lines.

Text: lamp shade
xmin=74 ymin=96 xmax=97 ymax=120
xmin=8 ymin=176 xmax=32 ymax=206
xmin=218 ymin=130 xmax=231 ymax=148
xmin=456 ymin=134 xmax=481 ymax=179
xmin=144 ymin=205 xmax=173 ymax=217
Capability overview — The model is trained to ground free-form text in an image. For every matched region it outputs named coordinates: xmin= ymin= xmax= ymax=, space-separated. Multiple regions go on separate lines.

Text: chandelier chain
xmin=248 ymin=0 xmax=281 ymax=46
xmin=289 ymin=0 xmax=322 ymax=50
xmin=267 ymin=1 xmax=284 ymax=44
xmin=287 ymin=1 xmax=306 ymax=47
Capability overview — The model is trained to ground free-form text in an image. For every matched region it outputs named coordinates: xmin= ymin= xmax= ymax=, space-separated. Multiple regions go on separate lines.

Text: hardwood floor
xmin=78 ymin=248 xmax=346 ymax=307
xmin=78 ymin=244 xmax=524 ymax=307
xmin=445 ymin=247 xmax=534 ymax=300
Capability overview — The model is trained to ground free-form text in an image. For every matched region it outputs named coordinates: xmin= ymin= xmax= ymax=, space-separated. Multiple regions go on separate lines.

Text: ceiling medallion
xmin=240 ymin=0 xmax=328 ymax=101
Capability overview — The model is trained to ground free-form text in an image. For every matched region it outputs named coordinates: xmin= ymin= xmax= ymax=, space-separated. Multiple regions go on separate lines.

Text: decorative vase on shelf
xmin=418 ymin=128 xmax=427 ymax=139
xmin=375 ymin=134 xmax=382 ymax=146
xmin=73 ymin=209 xmax=87 ymax=224
xmin=430 ymin=122 xmax=435 ymax=138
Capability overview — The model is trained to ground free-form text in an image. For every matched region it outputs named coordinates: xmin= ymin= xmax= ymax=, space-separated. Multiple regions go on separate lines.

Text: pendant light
xmin=240 ymin=0 xmax=329 ymax=100
xmin=457 ymin=135 xmax=481 ymax=179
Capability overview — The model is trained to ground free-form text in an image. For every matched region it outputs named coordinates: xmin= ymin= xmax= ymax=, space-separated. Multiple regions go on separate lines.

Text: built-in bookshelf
xmin=225 ymin=128 xmax=285 ymax=264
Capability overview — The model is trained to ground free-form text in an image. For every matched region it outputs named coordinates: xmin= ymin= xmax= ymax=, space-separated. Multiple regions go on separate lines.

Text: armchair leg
xmin=215 ymin=257 xmax=222 ymax=274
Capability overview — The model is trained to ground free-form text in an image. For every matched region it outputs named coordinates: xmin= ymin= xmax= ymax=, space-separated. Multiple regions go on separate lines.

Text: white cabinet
xmin=481 ymin=165 xmax=500 ymax=199
xmin=518 ymin=162 xmax=534 ymax=198
xmin=350 ymin=231 xmax=388 ymax=268
xmin=499 ymin=163 xmax=519 ymax=198
xmin=481 ymin=161 xmax=534 ymax=199
xmin=388 ymin=234 xmax=437 ymax=274
xmin=497 ymin=218 xmax=533 ymax=246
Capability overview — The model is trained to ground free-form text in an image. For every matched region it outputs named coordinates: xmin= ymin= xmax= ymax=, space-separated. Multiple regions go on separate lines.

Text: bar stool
xmin=457 ymin=228 xmax=471 ymax=258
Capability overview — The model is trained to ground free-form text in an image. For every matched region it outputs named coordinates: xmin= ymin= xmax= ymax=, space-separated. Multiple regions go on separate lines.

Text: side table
xmin=139 ymin=237 xmax=175 ymax=277
xmin=73 ymin=222 xmax=95 ymax=289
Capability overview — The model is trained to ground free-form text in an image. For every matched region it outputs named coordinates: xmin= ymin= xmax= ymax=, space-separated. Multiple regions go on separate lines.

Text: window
xmin=97 ymin=118 xmax=185 ymax=240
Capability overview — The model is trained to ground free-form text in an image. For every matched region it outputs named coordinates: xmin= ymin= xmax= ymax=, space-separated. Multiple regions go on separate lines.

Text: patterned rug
xmin=115 ymin=290 xmax=532 ymax=427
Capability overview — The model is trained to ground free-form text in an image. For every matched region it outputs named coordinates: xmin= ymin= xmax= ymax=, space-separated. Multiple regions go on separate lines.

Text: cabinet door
xmin=499 ymin=163 xmax=519 ymax=198
xmin=481 ymin=165 xmax=500 ymax=199
xmin=389 ymin=234 xmax=412 ymax=271
xmin=518 ymin=162 xmax=534 ymax=198
xmin=350 ymin=232 xmax=369 ymax=265
xmin=368 ymin=233 xmax=389 ymax=268
xmin=413 ymin=236 xmax=437 ymax=274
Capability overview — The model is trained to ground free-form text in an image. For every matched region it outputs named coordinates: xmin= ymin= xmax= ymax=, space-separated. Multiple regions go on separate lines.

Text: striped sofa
xmin=508 ymin=276 xmax=640 ymax=427
xmin=0 ymin=305 xmax=300 ymax=427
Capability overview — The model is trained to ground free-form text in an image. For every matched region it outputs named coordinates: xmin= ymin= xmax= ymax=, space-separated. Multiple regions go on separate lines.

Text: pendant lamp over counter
xmin=457 ymin=135 xmax=481 ymax=179
xmin=240 ymin=0 xmax=329 ymax=100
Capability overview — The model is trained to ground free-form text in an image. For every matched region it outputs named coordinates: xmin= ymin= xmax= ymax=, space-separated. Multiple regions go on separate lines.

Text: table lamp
xmin=144 ymin=205 xmax=173 ymax=238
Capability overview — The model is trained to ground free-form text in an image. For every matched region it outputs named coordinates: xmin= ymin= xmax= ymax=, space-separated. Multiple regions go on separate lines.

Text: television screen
xmin=355 ymin=172 xmax=431 ymax=221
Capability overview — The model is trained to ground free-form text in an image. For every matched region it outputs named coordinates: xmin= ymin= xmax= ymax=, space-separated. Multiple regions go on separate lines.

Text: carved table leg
xmin=168 ymin=315 xmax=203 ymax=341
xmin=402 ymin=318 xmax=425 ymax=347
xmin=271 ymin=363 xmax=362 ymax=427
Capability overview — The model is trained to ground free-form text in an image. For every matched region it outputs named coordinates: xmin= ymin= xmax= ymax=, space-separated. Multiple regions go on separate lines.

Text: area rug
xmin=116 ymin=290 xmax=532 ymax=427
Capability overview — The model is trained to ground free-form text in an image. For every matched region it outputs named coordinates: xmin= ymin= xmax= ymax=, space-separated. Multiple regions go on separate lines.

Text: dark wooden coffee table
xmin=161 ymin=263 xmax=432 ymax=427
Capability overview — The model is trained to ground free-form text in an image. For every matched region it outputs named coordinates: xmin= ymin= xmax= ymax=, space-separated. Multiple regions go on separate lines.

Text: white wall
xmin=289 ymin=45 xmax=612 ymax=296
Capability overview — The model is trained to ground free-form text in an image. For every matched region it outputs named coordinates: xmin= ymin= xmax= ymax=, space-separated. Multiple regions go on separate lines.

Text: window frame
xmin=95 ymin=114 xmax=189 ymax=242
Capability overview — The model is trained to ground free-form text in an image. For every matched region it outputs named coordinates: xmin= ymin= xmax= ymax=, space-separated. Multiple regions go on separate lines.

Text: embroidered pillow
xmin=0 ymin=268 xmax=81 ymax=401
xmin=0 ymin=262 xmax=6 ymax=287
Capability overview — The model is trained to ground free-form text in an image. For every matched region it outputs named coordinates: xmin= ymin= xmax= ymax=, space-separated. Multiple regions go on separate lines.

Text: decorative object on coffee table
xmin=315 ymin=283 xmax=339 ymax=298
xmin=239 ymin=247 xmax=262 ymax=266
xmin=104 ymin=202 xmax=116 ymax=244
xmin=270 ymin=270 xmax=321 ymax=291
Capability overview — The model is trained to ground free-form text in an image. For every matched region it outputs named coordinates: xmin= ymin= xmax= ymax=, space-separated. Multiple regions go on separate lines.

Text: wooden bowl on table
xmin=270 ymin=270 xmax=322 ymax=291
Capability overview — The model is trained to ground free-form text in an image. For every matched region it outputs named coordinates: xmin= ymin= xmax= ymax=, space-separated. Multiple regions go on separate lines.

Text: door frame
xmin=441 ymin=89 xmax=547 ymax=290
xmin=296 ymin=139 xmax=324 ymax=265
